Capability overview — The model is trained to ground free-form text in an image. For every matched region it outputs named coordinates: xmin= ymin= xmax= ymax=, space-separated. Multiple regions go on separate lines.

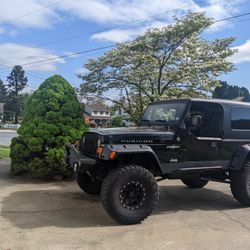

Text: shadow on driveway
xmin=1 ymin=185 xmax=244 ymax=229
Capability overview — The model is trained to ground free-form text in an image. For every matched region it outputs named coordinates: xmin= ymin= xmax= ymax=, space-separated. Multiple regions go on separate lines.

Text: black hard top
xmin=150 ymin=98 xmax=250 ymax=107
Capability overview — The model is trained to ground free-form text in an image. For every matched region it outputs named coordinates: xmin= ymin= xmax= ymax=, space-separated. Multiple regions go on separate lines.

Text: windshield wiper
xmin=154 ymin=120 xmax=171 ymax=130
xmin=154 ymin=119 xmax=167 ymax=122
xmin=140 ymin=119 xmax=151 ymax=127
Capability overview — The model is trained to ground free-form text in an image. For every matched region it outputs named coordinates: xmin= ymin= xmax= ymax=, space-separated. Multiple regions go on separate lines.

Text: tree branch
xmin=108 ymin=76 xmax=154 ymax=101
xmin=159 ymin=79 xmax=174 ymax=95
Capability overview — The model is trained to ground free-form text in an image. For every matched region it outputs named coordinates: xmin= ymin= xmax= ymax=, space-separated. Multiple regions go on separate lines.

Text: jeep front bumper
xmin=65 ymin=143 xmax=96 ymax=172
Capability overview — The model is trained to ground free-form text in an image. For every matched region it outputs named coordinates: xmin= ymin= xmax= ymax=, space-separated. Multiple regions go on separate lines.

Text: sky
xmin=0 ymin=0 xmax=250 ymax=94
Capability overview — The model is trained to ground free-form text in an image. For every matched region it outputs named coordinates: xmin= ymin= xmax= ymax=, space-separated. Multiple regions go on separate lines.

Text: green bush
xmin=10 ymin=75 xmax=86 ymax=179
xmin=112 ymin=116 xmax=123 ymax=127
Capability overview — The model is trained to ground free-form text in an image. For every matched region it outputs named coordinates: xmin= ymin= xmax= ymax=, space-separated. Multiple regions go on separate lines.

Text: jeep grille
xmin=84 ymin=134 xmax=99 ymax=155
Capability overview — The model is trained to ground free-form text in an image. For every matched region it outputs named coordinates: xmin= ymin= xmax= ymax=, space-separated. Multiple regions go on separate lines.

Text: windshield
xmin=141 ymin=102 xmax=187 ymax=125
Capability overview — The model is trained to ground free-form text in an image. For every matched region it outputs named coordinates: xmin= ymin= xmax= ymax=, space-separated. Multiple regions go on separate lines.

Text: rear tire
xmin=230 ymin=163 xmax=250 ymax=206
xmin=181 ymin=178 xmax=209 ymax=189
xmin=101 ymin=165 xmax=159 ymax=225
xmin=76 ymin=171 xmax=102 ymax=195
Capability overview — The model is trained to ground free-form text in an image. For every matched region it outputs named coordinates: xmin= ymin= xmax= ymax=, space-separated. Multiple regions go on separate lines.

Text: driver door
xmin=182 ymin=101 xmax=223 ymax=162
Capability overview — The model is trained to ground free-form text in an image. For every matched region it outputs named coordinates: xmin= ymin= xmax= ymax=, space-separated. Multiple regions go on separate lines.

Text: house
xmin=114 ymin=107 xmax=134 ymax=127
xmin=84 ymin=104 xmax=111 ymax=126
xmin=0 ymin=103 xmax=4 ymax=122
xmin=114 ymin=107 xmax=129 ymax=117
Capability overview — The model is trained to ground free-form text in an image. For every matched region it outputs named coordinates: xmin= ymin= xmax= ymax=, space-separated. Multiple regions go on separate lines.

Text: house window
xmin=106 ymin=112 xmax=109 ymax=115
xmin=93 ymin=111 xmax=97 ymax=115
xmin=231 ymin=107 xmax=250 ymax=130
xmin=100 ymin=111 xmax=104 ymax=115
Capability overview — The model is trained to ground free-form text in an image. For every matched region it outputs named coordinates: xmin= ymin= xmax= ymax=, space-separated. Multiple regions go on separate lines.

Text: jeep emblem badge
xmin=170 ymin=158 xmax=178 ymax=163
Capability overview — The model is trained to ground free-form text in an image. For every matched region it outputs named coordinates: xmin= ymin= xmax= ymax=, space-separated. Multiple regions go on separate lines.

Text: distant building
xmin=114 ymin=107 xmax=129 ymax=117
xmin=84 ymin=104 xmax=111 ymax=126
xmin=113 ymin=107 xmax=134 ymax=127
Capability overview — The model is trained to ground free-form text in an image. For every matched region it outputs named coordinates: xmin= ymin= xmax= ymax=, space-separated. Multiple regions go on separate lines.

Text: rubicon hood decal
xmin=120 ymin=139 xmax=154 ymax=143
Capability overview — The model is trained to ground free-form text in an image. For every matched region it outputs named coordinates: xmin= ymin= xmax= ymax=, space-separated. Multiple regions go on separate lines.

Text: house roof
xmin=0 ymin=103 xmax=4 ymax=113
xmin=84 ymin=104 xmax=110 ymax=112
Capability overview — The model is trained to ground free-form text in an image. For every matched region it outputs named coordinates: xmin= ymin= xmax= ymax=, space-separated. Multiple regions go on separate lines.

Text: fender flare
xmin=100 ymin=144 xmax=164 ymax=173
xmin=230 ymin=144 xmax=250 ymax=170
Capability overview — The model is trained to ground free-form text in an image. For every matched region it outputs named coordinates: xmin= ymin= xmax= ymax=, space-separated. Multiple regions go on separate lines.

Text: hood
xmin=88 ymin=126 xmax=175 ymax=144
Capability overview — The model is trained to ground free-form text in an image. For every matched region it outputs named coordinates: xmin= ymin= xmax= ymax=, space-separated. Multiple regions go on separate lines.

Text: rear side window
xmin=231 ymin=107 xmax=250 ymax=130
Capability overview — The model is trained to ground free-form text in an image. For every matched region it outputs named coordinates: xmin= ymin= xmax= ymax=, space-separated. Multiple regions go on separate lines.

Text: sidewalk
xmin=0 ymin=130 xmax=17 ymax=146
xmin=0 ymin=129 xmax=18 ymax=133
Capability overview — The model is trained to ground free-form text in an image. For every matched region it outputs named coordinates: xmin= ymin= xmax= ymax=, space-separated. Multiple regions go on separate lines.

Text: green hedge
xmin=10 ymin=75 xmax=86 ymax=179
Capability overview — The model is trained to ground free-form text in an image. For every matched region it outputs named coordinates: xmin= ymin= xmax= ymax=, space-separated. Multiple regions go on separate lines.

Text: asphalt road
xmin=0 ymin=159 xmax=250 ymax=250
xmin=0 ymin=130 xmax=17 ymax=145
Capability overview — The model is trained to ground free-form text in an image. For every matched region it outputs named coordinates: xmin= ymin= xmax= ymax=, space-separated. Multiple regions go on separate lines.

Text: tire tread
xmin=101 ymin=165 xmax=159 ymax=224
xmin=230 ymin=163 xmax=250 ymax=206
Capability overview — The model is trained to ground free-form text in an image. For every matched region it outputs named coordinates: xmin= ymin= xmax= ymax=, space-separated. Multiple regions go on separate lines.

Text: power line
xmin=0 ymin=0 xmax=247 ymax=58
xmin=211 ymin=16 xmax=250 ymax=29
xmin=214 ymin=12 xmax=250 ymax=23
xmin=0 ymin=0 xmax=208 ymax=55
xmin=0 ymin=48 xmax=108 ymax=83
xmin=0 ymin=45 xmax=116 ymax=71
xmin=0 ymin=0 xmax=244 ymax=58
xmin=0 ymin=0 xmax=65 ymax=26
xmin=0 ymin=44 xmax=116 ymax=71
xmin=0 ymin=68 xmax=45 ymax=82
xmin=0 ymin=59 xmax=46 ymax=81
xmin=0 ymin=11 xmax=250 ymax=72
xmin=0 ymin=57 xmax=46 ymax=79
xmin=31 ymin=49 xmax=109 ymax=67
xmin=23 ymin=71 xmax=45 ymax=81
xmin=0 ymin=0 xmax=62 ymax=80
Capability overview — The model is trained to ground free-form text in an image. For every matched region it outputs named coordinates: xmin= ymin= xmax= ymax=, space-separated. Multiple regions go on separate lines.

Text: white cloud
xmin=87 ymin=0 xmax=244 ymax=42
xmin=0 ymin=0 xmax=244 ymax=30
xmin=0 ymin=43 xmax=65 ymax=71
xmin=230 ymin=40 xmax=250 ymax=64
xmin=0 ymin=0 xmax=60 ymax=29
xmin=0 ymin=0 xmax=246 ymax=79
xmin=91 ymin=20 xmax=171 ymax=43
xmin=201 ymin=0 xmax=244 ymax=31
xmin=0 ymin=0 xmax=190 ymax=31
xmin=63 ymin=51 xmax=80 ymax=58
xmin=62 ymin=0 xmax=241 ymax=26
xmin=59 ymin=0 xmax=192 ymax=25
xmin=92 ymin=28 xmax=144 ymax=43
xmin=202 ymin=0 xmax=241 ymax=20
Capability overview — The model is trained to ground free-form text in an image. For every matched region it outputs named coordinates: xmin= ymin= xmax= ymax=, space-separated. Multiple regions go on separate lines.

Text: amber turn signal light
xmin=109 ymin=151 xmax=117 ymax=160
xmin=96 ymin=146 xmax=103 ymax=154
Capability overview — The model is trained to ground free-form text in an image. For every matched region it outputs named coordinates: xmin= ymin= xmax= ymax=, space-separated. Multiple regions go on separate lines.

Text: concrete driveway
xmin=0 ymin=159 xmax=250 ymax=250
xmin=0 ymin=130 xmax=17 ymax=145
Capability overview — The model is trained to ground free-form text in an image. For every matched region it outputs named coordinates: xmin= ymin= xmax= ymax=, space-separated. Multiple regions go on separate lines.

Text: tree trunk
xmin=14 ymin=112 xmax=18 ymax=124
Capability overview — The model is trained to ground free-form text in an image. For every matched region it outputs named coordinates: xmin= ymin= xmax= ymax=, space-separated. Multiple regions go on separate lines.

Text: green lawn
xmin=0 ymin=145 xmax=10 ymax=159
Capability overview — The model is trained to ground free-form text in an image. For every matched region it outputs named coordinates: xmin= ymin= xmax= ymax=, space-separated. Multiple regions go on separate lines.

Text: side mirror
xmin=190 ymin=115 xmax=203 ymax=128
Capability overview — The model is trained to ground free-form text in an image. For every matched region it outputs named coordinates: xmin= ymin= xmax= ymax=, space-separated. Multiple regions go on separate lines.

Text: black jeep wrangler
xmin=66 ymin=98 xmax=250 ymax=224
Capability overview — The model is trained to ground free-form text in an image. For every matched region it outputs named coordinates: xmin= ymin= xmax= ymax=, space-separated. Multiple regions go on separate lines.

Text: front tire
xmin=181 ymin=178 xmax=209 ymax=189
xmin=230 ymin=163 xmax=250 ymax=206
xmin=76 ymin=171 xmax=102 ymax=195
xmin=101 ymin=165 xmax=159 ymax=225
